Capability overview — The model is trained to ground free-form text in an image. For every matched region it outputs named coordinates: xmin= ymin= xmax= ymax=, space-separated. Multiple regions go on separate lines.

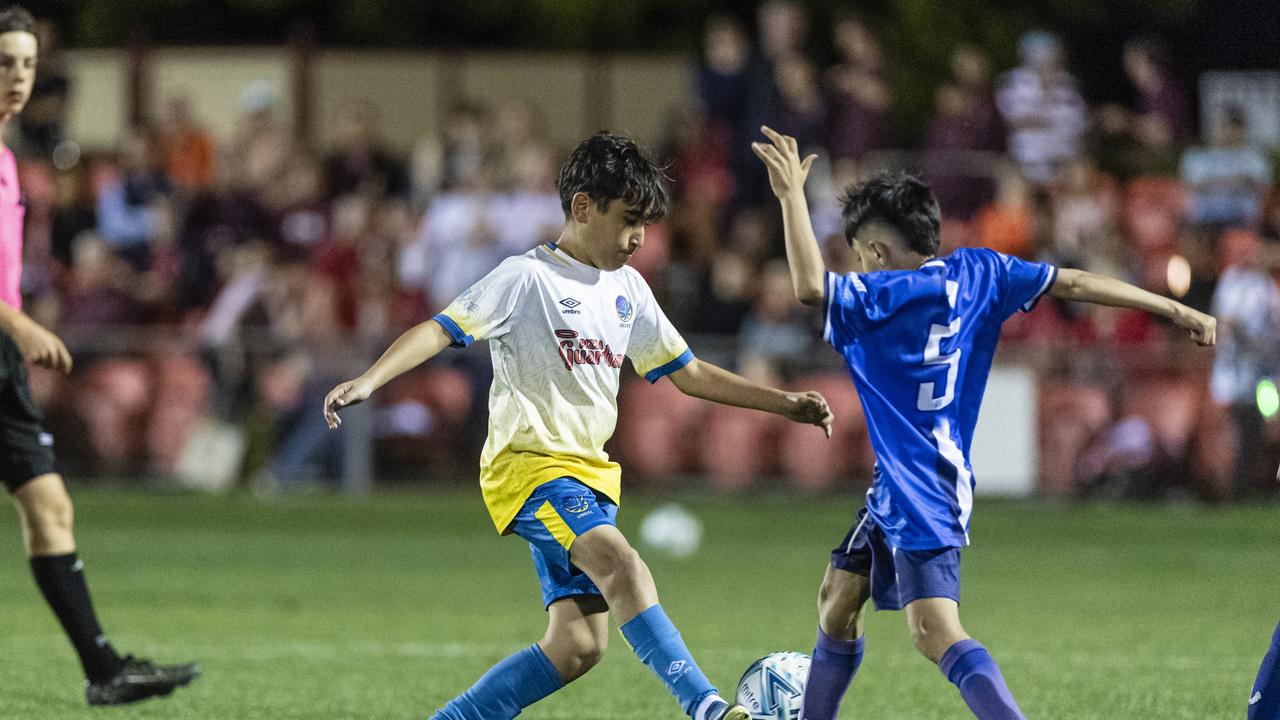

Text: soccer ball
xmin=735 ymin=652 xmax=810 ymax=720
xmin=638 ymin=503 xmax=703 ymax=557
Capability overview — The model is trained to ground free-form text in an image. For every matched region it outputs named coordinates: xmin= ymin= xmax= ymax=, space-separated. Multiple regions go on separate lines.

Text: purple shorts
xmin=830 ymin=508 xmax=962 ymax=611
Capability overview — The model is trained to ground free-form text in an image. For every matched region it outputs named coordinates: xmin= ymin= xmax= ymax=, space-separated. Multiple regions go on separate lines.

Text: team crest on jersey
xmin=615 ymin=295 xmax=633 ymax=322
xmin=563 ymin=495 xmax=592 ymax=515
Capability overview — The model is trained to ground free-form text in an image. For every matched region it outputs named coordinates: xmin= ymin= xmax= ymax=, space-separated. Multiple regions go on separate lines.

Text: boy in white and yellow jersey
xmin=324 ymin=132 xmax=834 ymax=720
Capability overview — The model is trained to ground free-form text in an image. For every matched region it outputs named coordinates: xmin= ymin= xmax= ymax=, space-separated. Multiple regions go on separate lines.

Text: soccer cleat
xmin=85 ymin=655 xmax=201 ymax=706
xmin=703 ymin=699 xmax=751 ymax=720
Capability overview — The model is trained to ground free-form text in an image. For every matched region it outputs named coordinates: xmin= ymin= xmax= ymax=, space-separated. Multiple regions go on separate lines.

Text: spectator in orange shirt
xmin=973 ymin=167 xmax=1034 ymax=258
xmin=157 ymin=97 xmax=214 ymax=192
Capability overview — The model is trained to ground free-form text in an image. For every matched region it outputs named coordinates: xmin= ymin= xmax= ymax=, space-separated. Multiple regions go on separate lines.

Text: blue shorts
xmin=509 ymin=478 xmax=618 ymax=609
xmin=830 ymin=508 xmax=961 ymax=611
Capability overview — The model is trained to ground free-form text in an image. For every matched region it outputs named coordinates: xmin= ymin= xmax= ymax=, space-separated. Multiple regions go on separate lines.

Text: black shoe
xmin=86 ymin=655 xmax=201 ymax=706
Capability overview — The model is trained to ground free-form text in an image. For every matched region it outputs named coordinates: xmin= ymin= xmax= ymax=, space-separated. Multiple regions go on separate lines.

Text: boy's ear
xmin=571 ymin=192 xmax=593 ymax=223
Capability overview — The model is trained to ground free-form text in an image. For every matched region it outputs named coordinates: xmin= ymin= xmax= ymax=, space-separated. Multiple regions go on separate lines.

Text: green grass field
xmin=0 ymin=487 xmax=1274 ymax=719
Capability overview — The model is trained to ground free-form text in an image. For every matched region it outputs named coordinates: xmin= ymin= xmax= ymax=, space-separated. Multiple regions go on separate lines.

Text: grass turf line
xmin=0 ymin=488 xmax=1274 ymax=719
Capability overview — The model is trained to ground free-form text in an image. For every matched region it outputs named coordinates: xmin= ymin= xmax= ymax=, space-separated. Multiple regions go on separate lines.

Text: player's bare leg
xmin=817 ymin=565 xmax=870 ymax=640
xmin=12 ymin=473 xmax=199 ymax=706
xmin=568 ymin=524 xmax=657 ymax=622
xmin=904 ymin=597 xmax=970 ymax=662
xmin=906 ymin=597 xmax=1025 ymax=720
xmin=539 ymin=595 xmax=609 ymax=683
xmin=570 ymin=525 xmax=747 ymax=720
xmin=12 ymin=473 xmax=76 ymax=555
xmin=800 ymin=565 xmax=871 ymax=720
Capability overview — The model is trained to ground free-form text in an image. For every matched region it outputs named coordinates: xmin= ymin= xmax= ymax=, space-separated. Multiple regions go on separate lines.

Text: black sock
xmin=29 ymin=553 xmax=125 ymax=682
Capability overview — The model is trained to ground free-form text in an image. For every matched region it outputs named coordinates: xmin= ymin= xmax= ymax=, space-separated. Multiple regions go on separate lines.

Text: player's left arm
xmin=753 ymin=126 xmax=827 ymax=306
xmin=1048 ymin=267 xmax=1216 ymax=346
xmin=668 ymin=358 xmax=834 ymax=437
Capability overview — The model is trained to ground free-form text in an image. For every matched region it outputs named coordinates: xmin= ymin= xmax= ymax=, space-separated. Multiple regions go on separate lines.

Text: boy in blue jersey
xmin=752 ymin=126 xmax=1217 ymax=720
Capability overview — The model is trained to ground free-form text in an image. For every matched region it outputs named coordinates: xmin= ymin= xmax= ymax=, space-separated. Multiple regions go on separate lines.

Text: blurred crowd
xmin=7 ymin=6 xmax=1279 ymax=499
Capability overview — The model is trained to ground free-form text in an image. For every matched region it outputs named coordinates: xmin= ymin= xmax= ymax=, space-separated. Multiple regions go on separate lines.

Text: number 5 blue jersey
xmin=823 ymin=247 xmax=1057 ymax=550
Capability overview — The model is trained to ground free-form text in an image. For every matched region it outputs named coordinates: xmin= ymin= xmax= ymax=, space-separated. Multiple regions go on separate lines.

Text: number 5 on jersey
xmin=918 ymin=280 xmax=962 ymax=412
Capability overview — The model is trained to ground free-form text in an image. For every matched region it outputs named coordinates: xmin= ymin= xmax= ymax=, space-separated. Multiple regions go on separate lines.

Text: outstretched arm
xmin=1048 ymin=268 xmax=1217 ymax=346
xmin=753 ymin=126 xmax=827 ymax=306
xmin=323 ymin=319 xmax=454 ymax=428
xmin=668 ymin=358 xmax=834 ymax=437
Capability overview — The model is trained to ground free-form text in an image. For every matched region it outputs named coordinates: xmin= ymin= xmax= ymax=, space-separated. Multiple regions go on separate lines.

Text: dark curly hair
xmin=840 ymin=172 xmax=941 ymax=257
xmin=557 ymin=131 xmax=670 ymax=224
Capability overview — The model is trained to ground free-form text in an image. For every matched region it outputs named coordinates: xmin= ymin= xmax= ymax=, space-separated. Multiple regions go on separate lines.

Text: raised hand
xmin=751 ymin=125 xmax=818 ymax=199
xmin=322 ymin=376 xmax=375 ymax=429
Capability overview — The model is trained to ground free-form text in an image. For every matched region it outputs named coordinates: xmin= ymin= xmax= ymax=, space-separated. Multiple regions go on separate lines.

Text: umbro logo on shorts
xmin=559 ymin=298 xmax=581 ymax=315
xmin=1251 ymin=691 xmax=1262 ymax=705
xmin=38 ymin=432 xmax=53 ymax=447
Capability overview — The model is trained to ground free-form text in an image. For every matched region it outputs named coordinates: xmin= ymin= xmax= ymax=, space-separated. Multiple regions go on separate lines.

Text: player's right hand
xmin=323 ymin=376 xmax=375 ymax=429
xmin=783 ymin=390 xmax=835 ymax=438
xmin=11 ymin=316 xmax=72 ymax=374
xmin=752 ymin=126 xmax=818 ymax=199
xmin=1172 ymin=305 xmax=1216 ymax=346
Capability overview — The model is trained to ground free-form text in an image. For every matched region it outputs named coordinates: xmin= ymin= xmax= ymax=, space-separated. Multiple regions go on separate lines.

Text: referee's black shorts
xmin=0 ymin=332 xmax=58 ymax=492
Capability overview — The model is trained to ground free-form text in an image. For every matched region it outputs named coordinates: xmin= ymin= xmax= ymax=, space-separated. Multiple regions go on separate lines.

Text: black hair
xmin=0 ymin=5 xmax=33 ymax=35
xmin=839 ymin=172 xmax=941 ymax=256
xmin=557 ymin=131 xmax=669 ymax=224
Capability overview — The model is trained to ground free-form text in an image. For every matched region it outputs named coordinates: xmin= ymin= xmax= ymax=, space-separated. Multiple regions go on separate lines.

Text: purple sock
xmin=939 ymin=640 xmax=1025 ymax=720
xmin=799 ymin=629 xmax=864 ymax=720
xmin=1249 ymin=621 xmax=1280 ymax=719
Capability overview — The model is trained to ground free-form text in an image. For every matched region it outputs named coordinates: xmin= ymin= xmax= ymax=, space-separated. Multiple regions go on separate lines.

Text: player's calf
xmin=802 ymin=566 xmax=870 ymax=720
xmin=906 ymin=599 xmax=1025 ymax=720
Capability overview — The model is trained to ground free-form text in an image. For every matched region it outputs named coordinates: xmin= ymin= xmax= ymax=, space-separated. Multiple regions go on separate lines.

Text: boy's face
xmin=0 ymin=30 xmax=36 ymax=120
xmin=572 ymin=193 xmax=647 ymax=271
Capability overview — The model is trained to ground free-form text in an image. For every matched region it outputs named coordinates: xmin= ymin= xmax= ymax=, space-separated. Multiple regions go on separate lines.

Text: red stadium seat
xmin=1038 ymin=382 xmax=1112 ymax=497
xmin=779 ymin=372 xmax=870 ymax=492
xmin=613 ymin=376 xmax=704 ymax=486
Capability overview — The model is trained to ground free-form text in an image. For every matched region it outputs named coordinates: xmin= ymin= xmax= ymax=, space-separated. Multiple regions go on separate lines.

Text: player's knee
xmin=23 ymin=489 xmax=75 ymax=538
xmin=817 ymin=572 xmax=865 ymax=639
xmin=907 ymin=615 xmax=957 ymax=663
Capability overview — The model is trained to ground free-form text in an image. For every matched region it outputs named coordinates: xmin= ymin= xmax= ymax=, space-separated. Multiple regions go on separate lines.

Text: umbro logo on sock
xmin=71 ymin=560 xmax=84 ymax=572
xmin=667 ymin=660 xmax=686 ymax=677
xmin=1251 ymin=691 xmax=1262 ymax=705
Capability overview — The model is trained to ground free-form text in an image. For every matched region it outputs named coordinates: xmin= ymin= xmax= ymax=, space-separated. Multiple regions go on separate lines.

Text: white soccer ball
xmin=735 ymin=652 xmax=811 ymax=720
xmin=637 ymin=503 xmax=703 ymax=557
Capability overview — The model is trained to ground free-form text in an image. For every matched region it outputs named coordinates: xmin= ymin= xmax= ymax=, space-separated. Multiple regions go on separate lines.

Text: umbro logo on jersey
xmin=559 ymin=298 xmax=582 ymax=315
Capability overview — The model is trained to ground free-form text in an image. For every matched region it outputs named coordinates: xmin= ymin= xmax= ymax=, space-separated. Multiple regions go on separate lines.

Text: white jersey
xmin=434 ymin=242 xmax=692 ymax=533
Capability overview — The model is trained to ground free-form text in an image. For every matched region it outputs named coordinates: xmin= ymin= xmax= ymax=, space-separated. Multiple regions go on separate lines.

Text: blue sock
xmin=432 ymin=644 xmax=563 ymax=720
xmin=939 ymin=639 xmax=1025 ymax=720
xmin=800 ymin=629 xmax=864 ymax=720
xmin=1250 ymin=621 xmax=1280 ymax=719
xmin=620 ymin=605 xmax=717 ymax=716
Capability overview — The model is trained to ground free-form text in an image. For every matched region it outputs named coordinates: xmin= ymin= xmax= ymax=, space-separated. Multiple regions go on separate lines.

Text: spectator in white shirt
xmin=996 ymin=31 xmax=1088 ymax=186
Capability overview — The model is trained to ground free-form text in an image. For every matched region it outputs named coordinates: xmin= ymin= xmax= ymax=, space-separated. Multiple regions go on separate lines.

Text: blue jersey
xmin=823 ymin=247 xmax=1057 ymax=550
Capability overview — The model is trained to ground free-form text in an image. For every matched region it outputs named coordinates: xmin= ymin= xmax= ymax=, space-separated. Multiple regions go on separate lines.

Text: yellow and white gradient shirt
xmin=433 ymin=243 xmax=693 ymax=534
